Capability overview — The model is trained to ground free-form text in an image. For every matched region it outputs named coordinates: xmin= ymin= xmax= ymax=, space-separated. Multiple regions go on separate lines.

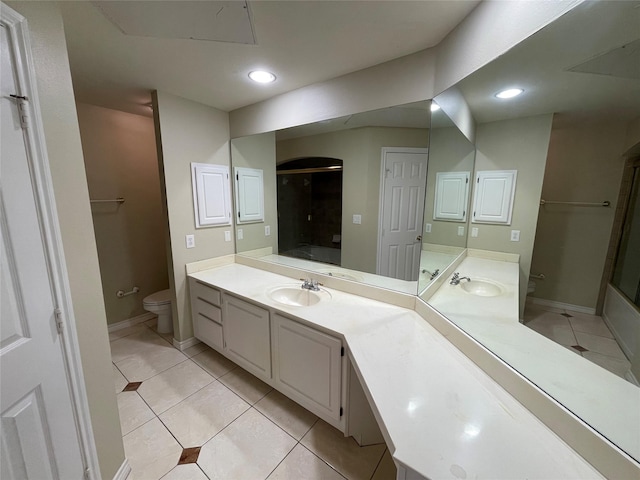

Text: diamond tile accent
xmin=571 ymin=345 xmax=588 ymax=352
xmin=560 ymin=313 xmax=573 ymax=318
xmin=178 ymin=447 xmax=201 ymax=465
xmin=123 ymin=381 xmax=142 ymax=392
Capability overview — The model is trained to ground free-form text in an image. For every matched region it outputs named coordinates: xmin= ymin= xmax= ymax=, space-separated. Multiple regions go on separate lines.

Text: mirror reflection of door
xmin=277 ymin=158 xmax=343 ymax=266
xmin=378 ymin=147 xmax=428 ymax=281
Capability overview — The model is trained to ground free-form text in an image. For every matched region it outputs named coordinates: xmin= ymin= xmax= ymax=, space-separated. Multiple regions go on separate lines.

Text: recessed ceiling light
xmin=495 ymin=88 xmax=524 ymax=99
xmin=430 ymin=103 xmax=441 ymax=112
xmin=248 ymin=70 xmax=276 ymax=84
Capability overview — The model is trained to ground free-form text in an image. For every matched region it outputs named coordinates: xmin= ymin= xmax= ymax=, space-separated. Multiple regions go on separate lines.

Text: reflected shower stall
xmin=277 ymin=157 xmax=343 ymax=266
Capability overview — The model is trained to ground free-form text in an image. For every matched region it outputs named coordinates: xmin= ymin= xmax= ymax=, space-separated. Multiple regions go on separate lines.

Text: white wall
xmin=231 ymin=132 xmax=279 ymax=253
xmin=467 ymin=114 xmax=554 ymax=317
xmin=433 ymin=0 xmax=584 ymax=94
xmin=423 ymin=126 xmax=475 ymax=248
xmin=153 ymin=91 xmax=234 ymax=342
xmin=7 ymin=2 xmax=125 ymax=478
xmin=230 ymin=49 xmax=436 ymax=138
xmin=77 ymin=103 xmax=169 ymax=325
xmin=229 ymin=1 xmax=582 ymax=139
xmin=530 ymin=120 xmax=629 ymax=310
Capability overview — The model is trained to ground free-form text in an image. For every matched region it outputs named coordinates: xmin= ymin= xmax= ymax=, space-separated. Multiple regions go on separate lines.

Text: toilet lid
xmin=143 ymin=289 xmax=172 ymax=306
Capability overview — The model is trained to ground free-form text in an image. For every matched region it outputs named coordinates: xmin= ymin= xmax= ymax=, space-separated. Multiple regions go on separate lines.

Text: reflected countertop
xmin=189 ymin=262 xmax=603 ymax=479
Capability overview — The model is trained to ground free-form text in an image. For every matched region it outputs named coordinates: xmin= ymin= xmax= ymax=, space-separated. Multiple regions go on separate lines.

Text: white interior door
xmin=378 ymin=148 xmax=428 ymax=281
xmin=0 ymin=22 xmax=85 ymax=479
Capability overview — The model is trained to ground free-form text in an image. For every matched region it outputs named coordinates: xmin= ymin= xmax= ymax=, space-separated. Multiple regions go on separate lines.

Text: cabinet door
xmin=472 ymin=170 xmax=517 ymax=224
xmin=273 ymin=314 xmax=342 ymax=422
xmin=223 ymin=294 xmax=271 ymax=379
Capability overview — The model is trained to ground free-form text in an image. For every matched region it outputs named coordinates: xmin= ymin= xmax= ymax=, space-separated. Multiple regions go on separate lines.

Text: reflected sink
xmin=267 ymin=285 xmax=331 ymax=307
xmin=460 ymin=280 xmax=504 ymax=297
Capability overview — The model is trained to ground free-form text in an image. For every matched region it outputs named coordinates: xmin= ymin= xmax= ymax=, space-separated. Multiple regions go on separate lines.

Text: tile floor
xmin=523 ymin=304 xmax=632 ymax=380
xmin=110 ymin=318 xmax=395 ymax=480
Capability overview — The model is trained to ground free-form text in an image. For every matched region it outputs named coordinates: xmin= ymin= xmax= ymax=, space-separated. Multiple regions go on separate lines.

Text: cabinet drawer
xmin=196 ymin=298 xmax=222 ymax=324
xmin=196 ymin=315 xmax=223 ymax=351
xmin=192 ymin=281 xmax=221 ymax=307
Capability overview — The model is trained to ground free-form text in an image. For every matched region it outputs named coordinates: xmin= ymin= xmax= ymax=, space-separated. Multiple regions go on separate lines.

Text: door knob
xmin=416 ymin=235 xmax=422 ymax=241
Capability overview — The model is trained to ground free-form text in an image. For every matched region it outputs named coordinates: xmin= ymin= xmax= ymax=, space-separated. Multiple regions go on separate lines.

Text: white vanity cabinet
xmin=189 ymin=278 xmax=224 ymax=352
xmin=272 ymin=313 xmax=343 ymax=427
xmin=222 ymin=294 xmax=272 ymax=380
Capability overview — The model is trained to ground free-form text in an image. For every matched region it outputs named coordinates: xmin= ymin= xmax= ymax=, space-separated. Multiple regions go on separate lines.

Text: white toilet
xmin=143 ymin=289 xmax=173 ymax=334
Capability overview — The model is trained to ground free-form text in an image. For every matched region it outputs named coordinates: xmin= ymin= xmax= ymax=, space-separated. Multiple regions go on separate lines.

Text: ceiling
xmin=60 ymin=1 xmax=480 ymax=117
xmin=455 ymin=1 xmax=640 ymax=126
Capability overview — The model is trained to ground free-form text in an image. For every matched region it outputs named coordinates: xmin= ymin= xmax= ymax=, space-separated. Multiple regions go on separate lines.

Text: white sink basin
xmin=460 ymin=280 xmax=504 ymax=297
xmin=267 ymin=285 xmax=331 ymax=307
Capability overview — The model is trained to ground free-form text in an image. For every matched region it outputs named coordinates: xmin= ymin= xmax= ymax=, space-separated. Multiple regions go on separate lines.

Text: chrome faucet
xmin=450 ymin=272 xmax=471 ymax=285
xmin=301 ymin=278 xmax=321 ymax=291
xmin=422 ymin=268 xmax=440 ymax=280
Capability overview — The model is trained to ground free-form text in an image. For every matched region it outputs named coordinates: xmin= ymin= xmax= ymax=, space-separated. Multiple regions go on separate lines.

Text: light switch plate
xmin=224 ymin=231 xmax=231 ymax=242
xmin=471 ymin=227 xmax=478 ymax=238
xmin=237 ymin=228 xmax=244 ymax=240
xmin=457 ymin=226 xmax=465 ymax=236
xmin=425 ymin=223 xmax=432 ymax=233
xmin=185 ymin=234 xmax=195 ymax=249
xmin=353 ymin=214 xmax=362 ymax=225
xmin=510 ymin=230 xmax=520 ymax=242
xmin=265 ymin=225 xmax=271 ymax=236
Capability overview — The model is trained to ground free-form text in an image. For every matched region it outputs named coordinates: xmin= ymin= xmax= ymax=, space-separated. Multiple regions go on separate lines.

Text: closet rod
xmin=540 ymin=199 xmax=610 ymax=207
xmin=90 ymin=197 xmax=125 ymax=204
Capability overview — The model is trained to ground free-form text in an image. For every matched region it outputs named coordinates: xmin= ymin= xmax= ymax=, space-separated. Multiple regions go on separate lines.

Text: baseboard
xmin=624 ymin=370 xmax=639 ymax=387
xmin=173 ymin=336 xmax=201 ymax=351
xmin=107 ymin=312 xmax=156 ymax=333
xmin=527 ymin=297 xmax=596 ymax=315
xmin=112 ymin=459 xmax=131 ymax=480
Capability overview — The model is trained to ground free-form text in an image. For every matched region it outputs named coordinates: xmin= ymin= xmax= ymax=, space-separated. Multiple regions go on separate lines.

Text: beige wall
xmin=530 ymin=120 xmax=629 ymax=309
xmin=7 ymin=2 xmax=125 ymax=478
xmin=277 ymin=127 xmax=428 ymax=273
xmin=153 ymin=91 xmax=233 ymax=342
xmin=231 ymin=132 xmax=278 ymax=253
xmin=423 ymin=126 xmax=475 ymax=248
xmin=467 ymin=114 xmax=554 ymax=317
xmin=77 ymin=103 xmax=169 ymax=325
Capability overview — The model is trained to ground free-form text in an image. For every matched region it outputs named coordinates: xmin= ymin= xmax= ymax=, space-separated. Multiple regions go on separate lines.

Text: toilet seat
xmin=143 ymin=289 xmax=171 ymax=306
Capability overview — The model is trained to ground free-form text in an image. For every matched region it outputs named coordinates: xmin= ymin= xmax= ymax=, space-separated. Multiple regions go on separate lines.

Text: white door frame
xmin=376 ymin=147 xmax=428 ymax=277
xmin=2 ymin=5 xmax=101 ymax=479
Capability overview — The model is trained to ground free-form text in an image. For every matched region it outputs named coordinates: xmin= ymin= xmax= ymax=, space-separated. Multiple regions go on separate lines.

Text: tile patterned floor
xmin=523 ymin=304 xmax=632 ymax=380
xmin=110 ymin=319 xmax=394 ymax=480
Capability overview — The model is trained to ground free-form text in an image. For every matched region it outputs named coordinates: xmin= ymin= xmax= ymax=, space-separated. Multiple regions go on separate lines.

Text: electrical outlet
xmin=185 ymin=234 xmax=195 ymax=249
xmin=425 ymin=223 xmax=432 ymax=233
xmin=353 ymin=214 xmax=362 ymax=225
xmin=471 ymin=227 xmax=478 ymax=238
xmin=510 ymin=230 xmax=520 ymax=242
xmin=457 ymin=226 xmax=465 ymax=236
xmin=224 ymin=231 xmax=231 ymax=242
xmin=265 ymin=225 xmax=271 ymax=236
xmin=237 ymin=229 xmax=243 ymax=240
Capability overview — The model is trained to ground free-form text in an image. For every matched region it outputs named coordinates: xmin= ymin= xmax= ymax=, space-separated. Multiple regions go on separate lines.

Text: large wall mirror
xmin=424 ymin=1 xmax=640 ymax=463
xmin=231 ymin=101 xmax=475 ymax=295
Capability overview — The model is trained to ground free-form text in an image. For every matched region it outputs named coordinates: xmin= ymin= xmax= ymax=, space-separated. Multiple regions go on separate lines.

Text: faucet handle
xmin=452 ymin=272 xmax=459 ymax=279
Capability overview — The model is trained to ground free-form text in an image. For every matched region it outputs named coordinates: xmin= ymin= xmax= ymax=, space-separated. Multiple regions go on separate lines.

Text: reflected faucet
xmin=301 ymin=279 xmax=321 ymax=291
xmin=450 ymin=272 xmax=471 ymax=285
xmin=421 ymin=268 xmax=440 ymax=280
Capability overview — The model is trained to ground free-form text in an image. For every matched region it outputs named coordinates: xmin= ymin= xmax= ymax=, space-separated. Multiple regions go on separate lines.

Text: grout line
xmin=297 ymin=442 xmax=348 ymax=480
xmin=369 ymin=447 xmax=388 ymax=480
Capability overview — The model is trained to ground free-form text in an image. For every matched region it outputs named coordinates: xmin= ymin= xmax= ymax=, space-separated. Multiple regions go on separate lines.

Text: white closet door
xmin=433 ymin=172 xmax=470 ymax=222
xmin=472 ymin=170 xmax=517 ymax=224
xmin=235 ymin=167 xmax=264 ymax=223
xmin=191 ymin=163 xmax=231 ymax=227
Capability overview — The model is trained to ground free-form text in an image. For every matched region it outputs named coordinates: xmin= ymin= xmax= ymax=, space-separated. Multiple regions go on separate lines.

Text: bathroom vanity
xmin=187 ymin=257 xmax=608 ymax=479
